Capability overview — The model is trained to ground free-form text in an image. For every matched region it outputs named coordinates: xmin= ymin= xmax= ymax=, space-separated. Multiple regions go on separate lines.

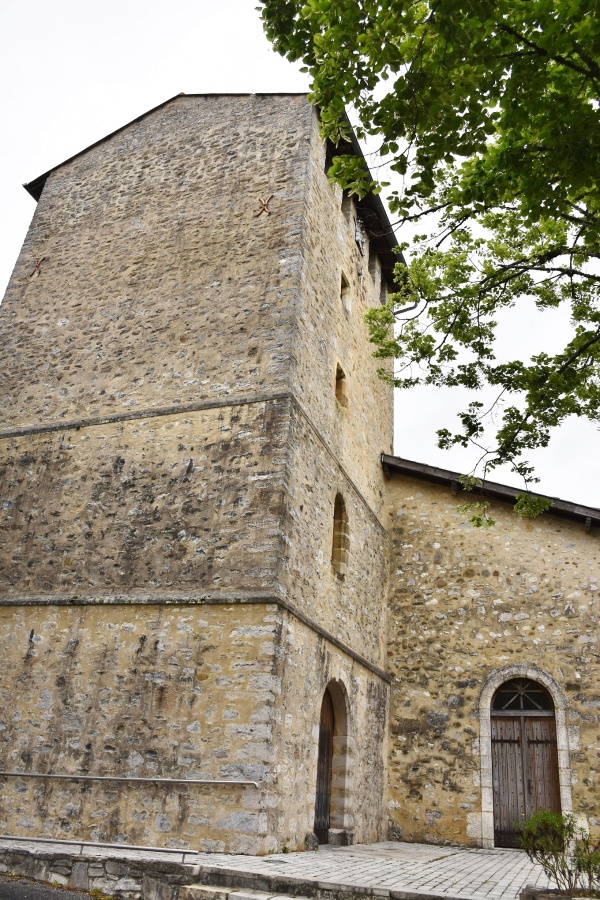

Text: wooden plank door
xmin=492 ymin=714 xmax=560 ymax=848
xmin=492 ymin=716 xmax=526 ymax=847
xmin=314 ymin=689 xmax=334 ymax=844
xmin=525 ymin=717 xmax=561 ymax=815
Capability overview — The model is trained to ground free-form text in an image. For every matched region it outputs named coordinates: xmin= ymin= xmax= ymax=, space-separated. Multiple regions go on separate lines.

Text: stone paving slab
xmin=0 ymin=839 xmax=552 ymax=900
xmin=189 ymin=842 xmax=551 ymax=900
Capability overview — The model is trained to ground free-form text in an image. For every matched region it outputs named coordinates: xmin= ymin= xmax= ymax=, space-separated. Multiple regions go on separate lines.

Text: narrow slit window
xmin=324 ymin=140 xmax=336 ymax=175
xmin=340 ymin=272 xmax=351 ymax=314
xmin=331 ymin=494 xmax=350 ymax=578
xmin=368 ymin=251 xmax=379 ymax=281
xmin=341 ymin=193 xmax=353 ymax=223
xmin=335 ymin=364 xmax=347 ymax=407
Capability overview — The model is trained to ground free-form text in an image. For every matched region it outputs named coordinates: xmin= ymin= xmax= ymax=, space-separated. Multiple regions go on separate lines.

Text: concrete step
xmin=180 ymin=888 xmax=311 ymax=900
xmin=184 ymin=870 xmax=478 ymax=900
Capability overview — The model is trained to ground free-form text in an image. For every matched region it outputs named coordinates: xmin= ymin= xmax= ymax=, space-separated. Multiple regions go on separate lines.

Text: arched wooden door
xmin=314 ymin=688 xmax=334 ymax=844
xmin=491 ymin=678 xmax=561 ymax=848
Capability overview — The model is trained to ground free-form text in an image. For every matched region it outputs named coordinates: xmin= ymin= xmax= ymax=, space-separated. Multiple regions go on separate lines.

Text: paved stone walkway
xmin=0 ymin=839 xmax=551 ymax=900
xmin=191 ymin=842 xmax=551 ymax=900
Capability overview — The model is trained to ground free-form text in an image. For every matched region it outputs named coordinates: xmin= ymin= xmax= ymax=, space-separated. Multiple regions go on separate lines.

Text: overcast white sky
xmin=1 ymin=0 xmax=597 ymax=507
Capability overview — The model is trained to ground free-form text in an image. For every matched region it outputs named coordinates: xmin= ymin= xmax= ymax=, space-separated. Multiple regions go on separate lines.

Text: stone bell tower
xmin=0 ymin=93 xmax=396 ymax=852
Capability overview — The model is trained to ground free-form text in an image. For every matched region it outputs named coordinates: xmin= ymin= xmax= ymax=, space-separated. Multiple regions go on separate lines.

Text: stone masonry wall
xmin=290 ymin=113 xmax=394 ymax=520
xmin=385 ymin=474 xmax=600 ymax=846
xmin=271 ymin=614 xmax=389 ymax=849
xmin=1 ymin=93 xmax=395 ymax=851
xmin=282 ymin=403 xmax=389 ymax=667
xmin=0 ymin=601 xmax=282 ymax=852
xmin=1 ymin=94 xmax=311 ymax=429
xmin=0 ymin=400 xmax=288 ymax=596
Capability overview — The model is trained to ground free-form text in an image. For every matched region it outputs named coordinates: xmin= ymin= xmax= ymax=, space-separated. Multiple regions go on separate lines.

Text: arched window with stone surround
xmin=331 ymin=494 xmax=349 ymax=578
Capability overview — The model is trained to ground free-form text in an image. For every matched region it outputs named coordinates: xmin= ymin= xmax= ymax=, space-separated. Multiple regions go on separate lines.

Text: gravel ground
xmin=0 ymin=876 xmax=99 ymax=900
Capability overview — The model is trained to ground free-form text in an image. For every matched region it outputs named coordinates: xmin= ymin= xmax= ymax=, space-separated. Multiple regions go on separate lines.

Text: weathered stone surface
xmin=0 ymin=400 xmax=289 ymax=594
xmin=0 ymin=846 xmax=214 ymax=899
xmin=0 ymin=602 xmax=281 ymax=848
xmin=385 ymin=475 xmax=600 ymax=845
xmin=0 ymin=94 xmax=393 ymax=851
xmin=179 ymin=887 xmax=231 ymax=900
xmin=0 ymin=96 xmax=306 ymax=431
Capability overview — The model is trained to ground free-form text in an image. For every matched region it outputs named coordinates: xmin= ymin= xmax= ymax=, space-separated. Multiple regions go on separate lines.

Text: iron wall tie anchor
xmin=254 ymin=195 xmax=273 ymax=217
xmin=29 ymin=257 xmax=46 ymax=278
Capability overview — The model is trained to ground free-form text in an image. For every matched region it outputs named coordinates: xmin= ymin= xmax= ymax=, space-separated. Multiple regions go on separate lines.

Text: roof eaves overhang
xmin=381 ymin=453 xmax=600 ymax=528
xmin=326 ymin=111 xmax=402 ymax=290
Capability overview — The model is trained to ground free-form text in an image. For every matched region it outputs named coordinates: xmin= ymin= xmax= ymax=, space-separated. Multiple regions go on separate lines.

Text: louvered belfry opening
xmin=491 ymin=679 xmax=561 ymax=848
xmin=332 ymin=494 xmax=350 ymax=578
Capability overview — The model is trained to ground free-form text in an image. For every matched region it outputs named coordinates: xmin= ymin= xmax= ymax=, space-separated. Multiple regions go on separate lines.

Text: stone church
xmin=0 ymin=93 xmax=599 ymax=855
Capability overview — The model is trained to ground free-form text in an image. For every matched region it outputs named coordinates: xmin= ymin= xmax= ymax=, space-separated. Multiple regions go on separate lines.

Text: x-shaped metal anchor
xmin=29 ymin=257 xmax=46 ymax=278
xmin=254 ymin=195 xmax=273 ymax=217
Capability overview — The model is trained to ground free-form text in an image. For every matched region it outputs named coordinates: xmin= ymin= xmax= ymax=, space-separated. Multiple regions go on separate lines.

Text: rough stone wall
xmin=259 ymin=118 xmax=393 ymax=848
xmin=282 ymin=403 xmax=389 ymax=667
xmin=0 ymin=93 xmax=394 ymax=851
xmin=0 ymin=847 xmax=201 ymax=900
xmin=289 ymin=113 xmax=394 ymax=520
xmin=385 ymin=474 xmax=600 ymax=846
xmin=1 ymin=94 xmax=311 ymax=429
xmin=0 ymin=602 xmax=281 ymax=852
xmin=0 ymin=400 xmax=289 ymax=595
xmin=271 ymin=614 xmax=389 ymax=849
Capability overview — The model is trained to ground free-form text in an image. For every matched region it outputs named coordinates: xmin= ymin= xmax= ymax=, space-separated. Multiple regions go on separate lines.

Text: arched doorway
xmin=313 ymin=680 xmax=353 ymax=845
xmin=314 ymin=688 xmax=334 ymax=843
xmin=491 ymin=678 xmax=561 ymax=848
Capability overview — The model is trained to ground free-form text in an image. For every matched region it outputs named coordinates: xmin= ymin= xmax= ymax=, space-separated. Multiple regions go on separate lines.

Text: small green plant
xmin=456 ymin=500 xmax=496 ymax=528
xmin=519 ymin=810 xmax=579 ymax=892
xmin=514 ymin=493 xmax=553 ymax=519
xmin=519 ymin=810 xmax=600 ymax=894
xmin=573 ymin=829 xmax=600 ymax=894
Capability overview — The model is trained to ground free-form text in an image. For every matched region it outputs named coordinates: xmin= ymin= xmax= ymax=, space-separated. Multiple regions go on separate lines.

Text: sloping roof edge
xmin=22 ymin=92 xmax=310 ymax=202
xmin=24 ymin=92 xmax=184 ymax=201
xmin=381 ymin=453 xmax=600 ymax=527
xmin=22 ymin=93 xmax=400 ymax=276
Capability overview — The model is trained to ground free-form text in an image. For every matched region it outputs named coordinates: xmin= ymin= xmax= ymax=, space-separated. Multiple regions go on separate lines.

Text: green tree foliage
xmin=260 ymin=0 xmax=600 ymax=494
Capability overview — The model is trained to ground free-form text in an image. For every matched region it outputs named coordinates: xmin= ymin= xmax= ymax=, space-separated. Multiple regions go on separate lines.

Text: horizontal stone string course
xmin=0 ymin=391 xmax=386 ymax=535
xmin=0 ymin=391 xmax=291 ymax=440
xmin=0 ymin=592 xmax=390 ymax=682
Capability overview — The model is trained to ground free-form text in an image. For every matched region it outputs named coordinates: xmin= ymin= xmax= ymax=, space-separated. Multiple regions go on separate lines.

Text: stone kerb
xmin=0 ymin=846 xmax=201 ymax=900
xmin=520 ymin=886 xmax=595 ymax=900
